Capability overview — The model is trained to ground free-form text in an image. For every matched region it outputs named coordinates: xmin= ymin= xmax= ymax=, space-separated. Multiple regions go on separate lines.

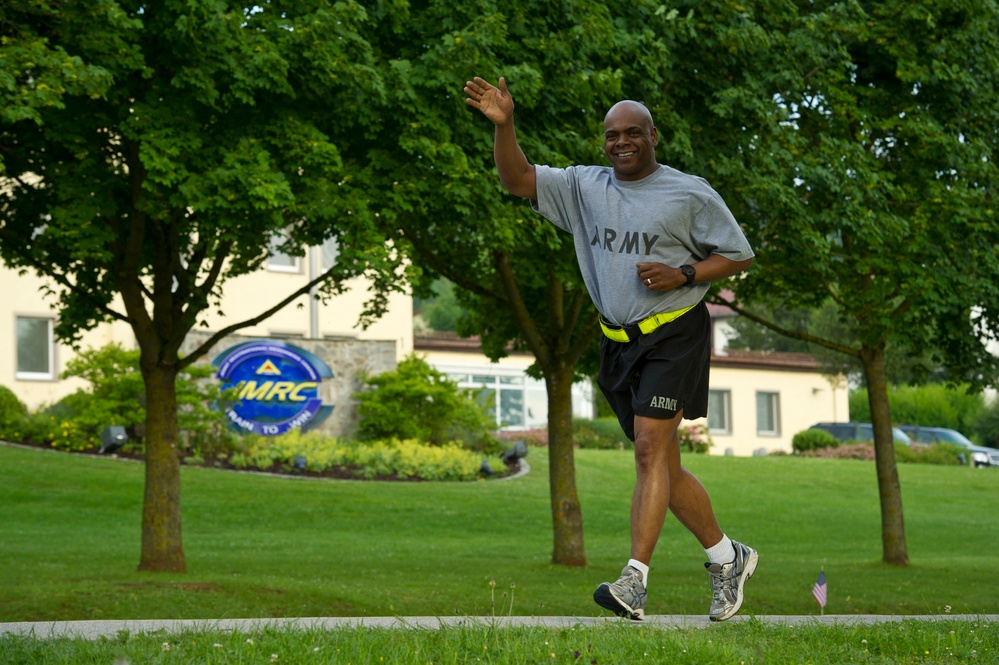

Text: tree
xmin=0 ymin=1 xmax=403 ymax=572
xmin=0 ymin=1 xmax=112 ymax=169
xmin=363 ymin=0 xmax=999 ymax=571
xmin=414 ymin=278 xmax=461 ymax=332
xmin=726 ymin=300 xmax=950 ymax=385
xmin=360 ymin=0 xmax=802 ymax=566
xmin=358 ymin=0 xmax=646 ymax=566
xmin=706 ymin=1 xmax=999 ymax=565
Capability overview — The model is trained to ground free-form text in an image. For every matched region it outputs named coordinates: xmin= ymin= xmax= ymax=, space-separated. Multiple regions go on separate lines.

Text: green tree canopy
xmin=366 ymin=0 xmax=999 ymax=567
xmin=358 ymin=0 xmax=813 ymax=565
xmin=0 ymin=1 xmax=404 ymax=572
xmin=711 ymin=1 xmax=999 ymax=564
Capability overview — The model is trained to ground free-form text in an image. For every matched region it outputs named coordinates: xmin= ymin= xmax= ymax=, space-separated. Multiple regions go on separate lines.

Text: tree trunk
xmin=545 ymin=364 xmax=586 ymax=566
xmin=137 ymin=360 xmax=186 ymax=572
xmin=860 ymin=345 xmax=909 ymax=566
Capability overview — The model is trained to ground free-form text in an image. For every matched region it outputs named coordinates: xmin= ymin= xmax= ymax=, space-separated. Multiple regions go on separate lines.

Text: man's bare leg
xmin=631 ymin=413 xmax=723 ymax=563
xmin=596 ymin=412 xmax=755 ymax=621
xmin=630 ymin=414 xmax=758 ymax=622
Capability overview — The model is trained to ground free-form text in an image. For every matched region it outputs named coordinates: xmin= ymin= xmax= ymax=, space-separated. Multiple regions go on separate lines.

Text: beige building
xmin=414 ymin=304 xmax=849 ymax=457
xmin=2 ymin=248 xmax=848 ymax=455
xmin=2 ymin=242 xmax=413 ymax=412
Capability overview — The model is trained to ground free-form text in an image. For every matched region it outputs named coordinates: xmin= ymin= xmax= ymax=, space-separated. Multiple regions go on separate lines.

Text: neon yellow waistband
xmin=599 ymin=304 xmax=697 ymax=342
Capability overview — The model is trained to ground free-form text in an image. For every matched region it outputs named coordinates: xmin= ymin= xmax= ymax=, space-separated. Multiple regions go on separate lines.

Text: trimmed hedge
xmin=792 ymin=428 xmax=840 ymax=453
xmin=229 ymin=429 xmax=499 ymax=481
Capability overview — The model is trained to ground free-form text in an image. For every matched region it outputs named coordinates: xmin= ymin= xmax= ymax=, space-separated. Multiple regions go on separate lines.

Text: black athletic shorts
xmin=597 ymin=301 xmax=711 ymax=442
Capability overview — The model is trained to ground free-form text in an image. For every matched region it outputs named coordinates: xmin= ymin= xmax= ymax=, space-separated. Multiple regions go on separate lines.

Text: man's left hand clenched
xmin=636 ymin=262 xmax=685 ymax=291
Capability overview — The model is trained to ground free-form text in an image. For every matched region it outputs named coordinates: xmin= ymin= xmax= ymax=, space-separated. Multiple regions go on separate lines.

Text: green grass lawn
xmin=2 ymin=442 xmax=998 ymax=622
xmin=2 ymin=620 xmax=997 ymax=665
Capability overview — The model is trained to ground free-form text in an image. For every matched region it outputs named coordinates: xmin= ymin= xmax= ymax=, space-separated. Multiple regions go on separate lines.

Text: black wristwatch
xmin=680 ymin=264 xmax=696 ymax=286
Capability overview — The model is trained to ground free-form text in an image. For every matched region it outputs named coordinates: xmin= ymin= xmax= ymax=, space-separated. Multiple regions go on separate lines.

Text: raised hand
xmin=464 ymin=76 xmax=514 ymax=125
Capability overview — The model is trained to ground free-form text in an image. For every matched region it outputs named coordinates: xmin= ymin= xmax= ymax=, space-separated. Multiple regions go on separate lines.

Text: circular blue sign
xmin=213 ymin=341 xmax=334 ymax=435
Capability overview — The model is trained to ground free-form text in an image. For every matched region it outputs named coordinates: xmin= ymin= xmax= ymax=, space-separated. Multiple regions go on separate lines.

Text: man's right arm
xmin=464 ymin=76 xmax=538 ymax=201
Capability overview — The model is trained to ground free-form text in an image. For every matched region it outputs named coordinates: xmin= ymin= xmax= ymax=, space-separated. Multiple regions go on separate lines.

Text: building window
xmin=450 ymin=370 xmax=548 ymax=430
xmin=756 ymin=391 xmax=781 ymax=436
xmin=16 ymin=316 xmax=55 ymax=380
xmin=267 ymin=232 xmax=301 ymax=273
xmin=321 ymin=237 xmax=340 ymax=271
xmin=707 ymin=389 xmax=731 ymax=434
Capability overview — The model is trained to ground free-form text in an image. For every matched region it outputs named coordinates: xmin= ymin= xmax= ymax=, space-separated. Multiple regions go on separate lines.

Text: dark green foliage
xmin=969 ymin=400 xmax=999 ymax=448
xmin=849 ymin=385 xmax=984 ymax=434
xmin=355 ymin=355 xmax=499 ymax=452
xmin=1 ymin=0 xmax=406 ymax=569
xmin=20 ymin=344 xmax=233 ymax=454
xmin=229 ymin=429 xmax=494 ymax=482
xmin=414 ymin=278 xmax=462 ymax=332
xmin=0 ymin=385 xmax=28 ymax=438
xmin=592 ymin=383 xmax=617 ymax=419
xmin=58 ymin=344 xmax=146 ymax=441
xmin=792 ymin=428 xmax=840 ymax=453
xmin=894 ymin=442 xmax=964 ymax=466
xmin=572 ymin=418 xmax=632 ymax=450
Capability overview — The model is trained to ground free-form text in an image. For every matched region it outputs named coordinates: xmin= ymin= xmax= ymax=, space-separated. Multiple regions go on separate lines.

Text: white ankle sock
xmin=705 ymin=535 xmax=735 ymax=564
xmin=627 ymin=559 xmax=649 ymax=587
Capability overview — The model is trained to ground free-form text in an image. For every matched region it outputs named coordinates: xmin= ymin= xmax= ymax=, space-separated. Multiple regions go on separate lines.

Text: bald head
xmin=603 ymin=101 xmax=659 ymax=181
xmin=604 ymin=100 xmax=655 ymax=130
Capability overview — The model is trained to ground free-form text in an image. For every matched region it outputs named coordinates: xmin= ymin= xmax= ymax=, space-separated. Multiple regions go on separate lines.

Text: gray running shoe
xmin=705 ymin=541 xmax=758 ymax=621
xmin=593 ymin=565 xmax=647 ymax=620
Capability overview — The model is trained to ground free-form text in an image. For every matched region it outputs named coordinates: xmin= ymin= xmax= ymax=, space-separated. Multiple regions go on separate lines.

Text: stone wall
xmin=182 ymin=331 xmax=397 ymax=438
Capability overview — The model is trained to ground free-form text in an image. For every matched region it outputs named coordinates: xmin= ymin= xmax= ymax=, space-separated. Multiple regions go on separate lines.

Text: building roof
xmin=711 ymin=348 xmax=821 ymax=372
xmin=705 ymin=289 xmax=737 ymax=318
xmin=414 ymin=330 xmax=529 ymax=355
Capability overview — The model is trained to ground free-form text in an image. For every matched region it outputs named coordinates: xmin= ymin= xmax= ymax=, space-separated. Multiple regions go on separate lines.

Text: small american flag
xmin=812 ymin=570 xmax=828 ymax=611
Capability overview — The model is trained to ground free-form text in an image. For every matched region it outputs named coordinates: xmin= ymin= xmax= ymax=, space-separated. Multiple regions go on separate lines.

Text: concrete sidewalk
xmin=3 ymin=614 xmax=994 ymax=639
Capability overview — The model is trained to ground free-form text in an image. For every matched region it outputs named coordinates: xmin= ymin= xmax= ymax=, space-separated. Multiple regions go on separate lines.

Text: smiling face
xmin=603 ymin=101 xmax=659 ymax=181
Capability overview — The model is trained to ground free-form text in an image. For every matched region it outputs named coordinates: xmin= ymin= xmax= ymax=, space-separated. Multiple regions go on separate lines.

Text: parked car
xmin=808 ymin=422 xmax=913 ymax=446
xmin=897 ymin=425 xmax=999 ymax=468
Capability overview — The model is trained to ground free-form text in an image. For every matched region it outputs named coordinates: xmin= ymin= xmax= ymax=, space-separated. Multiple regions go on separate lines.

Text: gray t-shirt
xmin=531 ymin=163 xmax=754 ymax=326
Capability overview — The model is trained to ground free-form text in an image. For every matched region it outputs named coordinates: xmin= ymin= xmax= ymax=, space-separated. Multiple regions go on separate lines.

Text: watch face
xmin=682 ymin=265 xmax=695 ymax=284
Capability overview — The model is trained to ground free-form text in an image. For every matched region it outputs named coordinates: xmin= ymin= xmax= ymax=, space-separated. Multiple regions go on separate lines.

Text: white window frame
xmin=266 ymin=231 xmax=302 ymax=273
xmin=435 ymin=362 xmax=551 ymax=431
xmin=321 ymin=237 xmax=340 ymax=272
xmin=707 ymin=388 xmax=732 ymax=435
xmin=15 ymin=315 xmax=56 ymax=380
xmin=756 ymin=390 xmax=781 ymax=437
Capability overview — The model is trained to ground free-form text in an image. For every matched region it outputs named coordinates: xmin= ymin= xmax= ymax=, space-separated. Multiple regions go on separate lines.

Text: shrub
xmin=792 ymin=428 xmax=840 ymax=453
xmin=678 ymin=422 xmax=712 ymax=454
xmin=800 ymin=442 xmax=874 ymax=460
xmin=174 ymin=362 xmax=239 ymax=458
xmin=850 ymin=384 xmax=984 ymax=433
xmin=496 ymin=429 xmax=548 ymax=448
xmin=24 ymin=343 xmax=232 ymax=453
xmin=969 ymin=399 xmax=999 ymax=448
xmin=0 ymin=385 xmax=28 ymax=440
xmin=355 ymin=355 xmax=499 ymax=452
xmin=573 ymin=418 xmax=631 ymax=450
xmin=904 ymin=442 xmax=965 ymax=466
xmin=20 ymin=409 xmax=95 ymax=452
xmin=802 ymin=441 xmax=962 ymax=465
xmin=234 ymin=429 xmax=494 ymax=481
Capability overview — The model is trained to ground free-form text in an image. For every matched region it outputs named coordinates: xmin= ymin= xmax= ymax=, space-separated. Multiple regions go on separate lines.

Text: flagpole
xmin=820 ymin=565 xmax=824 ymax=616
xmin=813 ymin=567 xmax=827 ymax=616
